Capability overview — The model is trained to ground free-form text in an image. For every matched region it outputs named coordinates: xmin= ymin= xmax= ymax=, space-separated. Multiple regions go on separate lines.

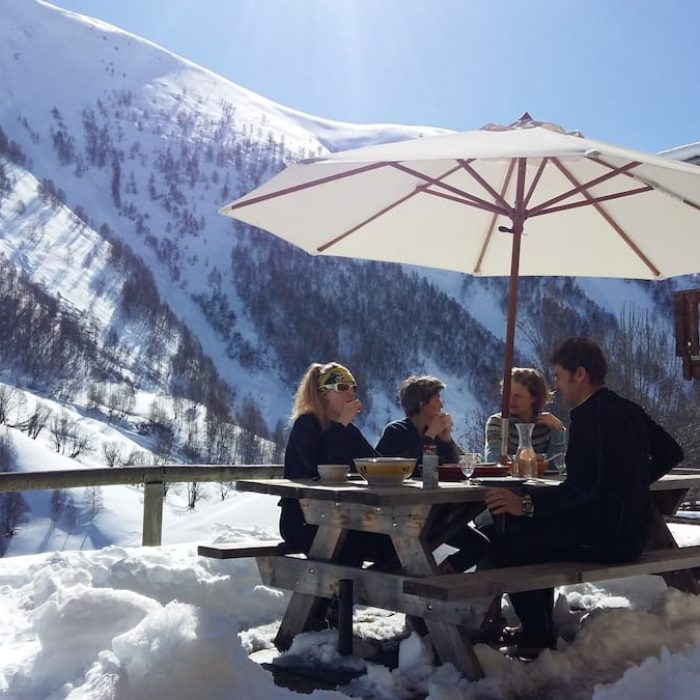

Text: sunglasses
xmin=322 ymin=382 xmax=357 ymax=393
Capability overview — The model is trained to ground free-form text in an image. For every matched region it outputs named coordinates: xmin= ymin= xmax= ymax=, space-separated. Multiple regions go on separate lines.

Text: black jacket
xmin=284 ymin=412 xmax=377 ymax=479
xmin=280 ymin=412 xmax=377 ymax=551
xmin=376 ymin=416 xmax=461 ymax=465
xmin=529 ymin=388 xmax=683 ymax=552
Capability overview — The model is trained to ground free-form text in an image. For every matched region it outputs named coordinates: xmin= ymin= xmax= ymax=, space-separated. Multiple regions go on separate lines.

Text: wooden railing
xmin=2 ymin=465 xmax=697 ymax=548
xmin=0 ymin=464 xmax=283 ymax=547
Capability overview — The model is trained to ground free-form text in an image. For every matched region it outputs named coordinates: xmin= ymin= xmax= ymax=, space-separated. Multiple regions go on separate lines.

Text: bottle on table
xmin=422 ymin=443 xmax=439 ymax=489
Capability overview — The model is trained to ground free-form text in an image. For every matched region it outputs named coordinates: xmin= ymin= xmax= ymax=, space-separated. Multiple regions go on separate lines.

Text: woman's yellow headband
xmin=318 ymin=363 xmax=356 ymax=390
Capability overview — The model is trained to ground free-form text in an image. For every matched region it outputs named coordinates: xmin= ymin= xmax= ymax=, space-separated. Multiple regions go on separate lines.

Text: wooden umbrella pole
xmin=499 ymin=159 xmax=528 ymax=461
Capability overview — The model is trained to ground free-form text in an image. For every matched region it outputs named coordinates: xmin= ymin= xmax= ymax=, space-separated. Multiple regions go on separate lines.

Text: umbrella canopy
xmin=220 ymin=115 xmax=700 ymax=452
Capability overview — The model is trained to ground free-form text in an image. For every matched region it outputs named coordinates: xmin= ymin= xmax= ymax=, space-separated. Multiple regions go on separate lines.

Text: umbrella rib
xmin=523 ymin=157 xmax=549 ymax=208
xmin=421 ymin=188 xmax=508 ymax=217
xmin=457 ymin=160 xmax=513 ymax=213
xmin=390 ymin=162 xmax=508 ymax=214
xmin=225 ymin=161 xmax=391 ymax=211
xmin=475 ymin=159 xmax=517 ymax=274
xmin=591 ymin=156 xmax=700 ymax=213
xmin=551 ymin=159 xmax=661 ymax=277
xmin=316 ymin=163 xmax=466 ymax=253
xmin=528 ymin=159 xmax=642 ymax=216
xmin=316 ymin=186 xmax=423 ymax=253
xmin=529 ymin=185 xmax=652 ymax=217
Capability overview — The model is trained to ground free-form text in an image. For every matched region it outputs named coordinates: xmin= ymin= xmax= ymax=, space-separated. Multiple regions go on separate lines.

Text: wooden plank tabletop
xmin=235 ymin=472 xmax=700 ymax=507
xmin=234 ymin=476 xmax=514 ymax=506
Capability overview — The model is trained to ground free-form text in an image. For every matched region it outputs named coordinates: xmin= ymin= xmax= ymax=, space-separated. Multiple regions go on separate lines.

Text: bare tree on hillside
xmin=68 ymin=428 xmax=93 ymax=459
xmin=0 ymin=386 xmax=19 ymax=426
xmin=106 ymin=384 xmax=135 ymax=421
xmin=87 ymin=383 xmax=105 ymax=412
xmin=522 ymin=301 xmax=699 ymax=464
xmin=238 ymin=429 xmax=264 ymax=464
xmin=205 ymin=416 xmax=237 ymax=465
xmin=123 ymin=449 xmax=149 ymax=467
xmin=237 ymin=399 xmax=269 ymax=440
xmin=50 ymin=411 xmax=72 ymax=454
xmin=603 ymin=307 xmax=700 ymax=463
xmin=20 ymin=405 xmax=51 ymax=439
xmin=461 ymin=407 xmax=490 ymax=455
xmin=518 ymin=294 xmax=593 ymax=377
xmin=271 ymin=419 xmax=286 ymax=464
xmin=102 ymin=441 xmax=122 ymax=467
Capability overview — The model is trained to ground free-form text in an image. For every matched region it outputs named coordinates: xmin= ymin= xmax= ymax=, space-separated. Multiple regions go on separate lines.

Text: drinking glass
xmin=552 ymin=452 xmax=566 ymax=475
xmin=459 ymin=452 xmax=480 ymax=481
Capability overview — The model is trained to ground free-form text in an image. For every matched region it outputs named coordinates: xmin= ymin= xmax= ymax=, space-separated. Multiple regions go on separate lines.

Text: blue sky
xmin=54 ymin=0 xmax=700 ymax=152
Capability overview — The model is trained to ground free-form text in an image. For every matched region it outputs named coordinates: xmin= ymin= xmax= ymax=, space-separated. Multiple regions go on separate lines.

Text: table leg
xmin=274 ymin=524 xmax=345 ymax=650
xmin=391 ymin=533 xmax=484 ymax=680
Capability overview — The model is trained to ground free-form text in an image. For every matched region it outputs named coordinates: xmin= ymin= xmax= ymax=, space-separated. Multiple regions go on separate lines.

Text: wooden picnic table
xmin=235 ymin=471 xmax=700 ymax=679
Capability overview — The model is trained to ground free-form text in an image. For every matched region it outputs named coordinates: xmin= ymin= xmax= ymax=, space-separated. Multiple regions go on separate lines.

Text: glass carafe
xmin=515 ymin=423 xmax=537 ymax=479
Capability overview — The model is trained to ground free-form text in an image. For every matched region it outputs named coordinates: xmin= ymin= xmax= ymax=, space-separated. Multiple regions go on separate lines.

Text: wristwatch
xmin=521 ymin=494 xmax=535 ymax=517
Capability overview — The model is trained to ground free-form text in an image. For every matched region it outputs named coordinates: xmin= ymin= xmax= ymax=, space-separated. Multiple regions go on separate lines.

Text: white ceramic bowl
xmin=353 ymin=458 xmax=416 ymax=486
xmin=317 ymin=463 xmax=349 ymax=483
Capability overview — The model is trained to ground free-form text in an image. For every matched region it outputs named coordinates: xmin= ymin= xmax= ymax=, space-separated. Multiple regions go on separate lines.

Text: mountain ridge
xmin=1 ymin=0 xmax=697 ymax=452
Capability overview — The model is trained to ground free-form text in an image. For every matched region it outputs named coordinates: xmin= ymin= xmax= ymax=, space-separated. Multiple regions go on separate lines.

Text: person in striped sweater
xmin=484 ymin=367 xmax=567 ymax=463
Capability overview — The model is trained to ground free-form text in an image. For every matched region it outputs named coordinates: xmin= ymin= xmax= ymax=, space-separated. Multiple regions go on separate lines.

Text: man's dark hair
xmin=550 ymin=337 xmax=608 ymax=385
xmin=399 ymin=376 xmax=445 ymax=417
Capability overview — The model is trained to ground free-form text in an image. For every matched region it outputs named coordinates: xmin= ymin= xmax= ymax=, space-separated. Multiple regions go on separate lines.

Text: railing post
xmin=142 ymin=481 xmax=164 ymax=546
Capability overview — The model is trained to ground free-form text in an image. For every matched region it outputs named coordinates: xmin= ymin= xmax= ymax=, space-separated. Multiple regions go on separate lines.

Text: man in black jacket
xmin=484 ymin=337 xmax=684 ymax=653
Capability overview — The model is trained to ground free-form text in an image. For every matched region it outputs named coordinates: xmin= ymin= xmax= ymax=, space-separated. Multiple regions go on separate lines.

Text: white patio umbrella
xmin=220 ymin=114 xmax=700 ymax=456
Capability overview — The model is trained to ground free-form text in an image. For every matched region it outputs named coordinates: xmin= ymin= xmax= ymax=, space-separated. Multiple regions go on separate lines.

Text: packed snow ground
xmin=3 ymin=509 xmax=700 ymax=699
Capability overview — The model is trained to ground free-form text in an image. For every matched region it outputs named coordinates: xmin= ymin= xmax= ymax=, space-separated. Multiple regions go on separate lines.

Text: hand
xmin=426 ymin=412 xmax=453 ymax=441
xmin=337 ymin=399 xmax=362 ymax=426
xmin=484 ymin=488 xmax=524 ymax=516
xmin=536 ymin=412 xmax=564 ymax=431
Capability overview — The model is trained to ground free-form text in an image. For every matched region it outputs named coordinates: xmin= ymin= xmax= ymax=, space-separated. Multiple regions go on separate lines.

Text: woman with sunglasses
xmin=281 ymin=362 xmax=395 ymax=568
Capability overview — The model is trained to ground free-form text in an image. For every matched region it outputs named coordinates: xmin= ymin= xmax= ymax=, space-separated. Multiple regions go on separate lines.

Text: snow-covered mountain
xmin=1 ymin=0 xmax=699 ymax=564
xmin=1 ymin=0 xmax=474 ymax=439
xmin=0 ymin=0 xmax=697 ymax=458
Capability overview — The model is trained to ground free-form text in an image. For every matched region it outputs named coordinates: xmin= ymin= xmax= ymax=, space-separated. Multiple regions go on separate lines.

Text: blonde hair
xmin=290 ymin=363 xmax=334 ymax=428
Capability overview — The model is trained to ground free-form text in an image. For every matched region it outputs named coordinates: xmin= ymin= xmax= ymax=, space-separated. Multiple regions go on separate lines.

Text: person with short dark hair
xmin=550 ymin=336 xmax=608 ymax=385
xmin=377 ymin=375 xmax=488 ymax=574
xmin=484 ymin=337 xmax=684 ymax=656
xmin=484 ymin=367 xmax=567 ymax=463
xmin=376 ymin=375 xmax=460 ymax=464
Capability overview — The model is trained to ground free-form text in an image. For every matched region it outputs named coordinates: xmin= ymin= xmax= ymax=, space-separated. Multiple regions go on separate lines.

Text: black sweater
xmin=284 ymin=412 xmax=377 ymax=479
xmin=376 ymin=417 xmax=461 ymax=465
xmin=280 ymin=412 xmax=378 ymax=552
xmin=529 ymin=388 xmax=683 ymax=550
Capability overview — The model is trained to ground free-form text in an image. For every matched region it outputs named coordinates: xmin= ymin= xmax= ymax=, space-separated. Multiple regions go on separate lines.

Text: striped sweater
xmin=484 ymin=414 xmax=567 ymax=462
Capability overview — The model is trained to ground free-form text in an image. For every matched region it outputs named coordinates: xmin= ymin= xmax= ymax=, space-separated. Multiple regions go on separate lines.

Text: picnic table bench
xmin=199 ymin=471 xmax=700 ymax=680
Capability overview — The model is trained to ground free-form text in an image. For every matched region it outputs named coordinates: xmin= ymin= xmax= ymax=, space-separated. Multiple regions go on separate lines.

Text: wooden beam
xmin=403 ymin=546 xmax=700 ymax=602
xmin=0 ymin=464 xmax=284 ymax=493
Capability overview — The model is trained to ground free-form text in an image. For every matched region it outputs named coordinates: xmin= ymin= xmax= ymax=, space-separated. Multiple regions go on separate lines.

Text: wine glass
xmin=459 ymin=452 xmax=480 ymax=481
xmin=551 ymin=452 xmax=566 ymax=476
